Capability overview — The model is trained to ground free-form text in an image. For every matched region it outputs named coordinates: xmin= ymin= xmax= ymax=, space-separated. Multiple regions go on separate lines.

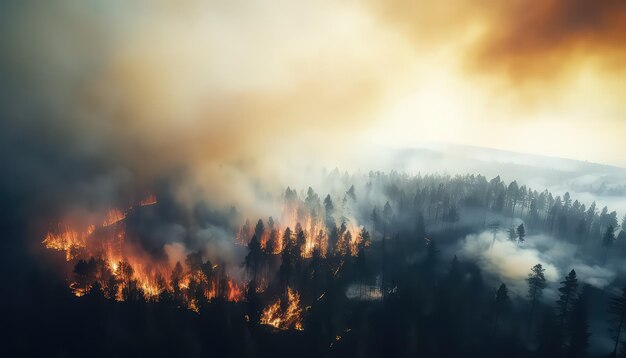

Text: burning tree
xmin=260 ymin=287 xmax=304 ymax=331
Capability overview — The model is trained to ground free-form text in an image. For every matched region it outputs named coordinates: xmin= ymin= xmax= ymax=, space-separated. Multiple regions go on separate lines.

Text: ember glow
xmin=5 ymin=0 xmax=626 ymax=356
xmin=259 ymin=287 xmax=304 ymax=331
xmin=41 ymin=188 xmax=370 ymax=322
xmin=42 ymin=195 xmax=245 ymax=310
xmin=237 ymin=188 xmax=367 ymax=259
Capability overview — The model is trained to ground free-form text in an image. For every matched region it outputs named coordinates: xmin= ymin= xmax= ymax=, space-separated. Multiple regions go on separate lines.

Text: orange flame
xmin=260 ymin=287 xmax=304 ymax=331
xmin=227 ymin=279 xmax=243 ymax=302
xmin=103 ymin=209 xmax=125 ymax=227
xmin=42 ymin=199 xmax=245 ymax=311
xmin=139 ymin=194 xmax=157 ymax=206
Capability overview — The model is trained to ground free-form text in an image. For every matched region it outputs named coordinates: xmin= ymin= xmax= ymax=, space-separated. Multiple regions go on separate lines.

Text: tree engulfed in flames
xmin=236 ymin=187 xmax=367 ymax=259
xmin=42 ymin=187 xmax=367 ymax=329
xmin=260 ymin=287 xmax=304 ymax=331
xmin=42 ymin=224 xmax=95 ymax=261
xmin=41 ymin=195 xmax=245 ymax=311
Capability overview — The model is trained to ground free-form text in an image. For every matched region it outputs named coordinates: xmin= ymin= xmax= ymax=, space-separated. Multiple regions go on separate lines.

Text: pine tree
xmin=492 ymin=283 xmax=510 ymax=335
xmin=245 ymin=234 xmax=262 ymax=282
xmin=254 ymin=219 xmax=265 ymax=240
xmin=171 ymin=261 xmax=184 ymax=303
xmin=556 ymin=269 xmax=579 ymax=329
xmin=324 ymin=195 xmax=334 ymax=220
xmin=527 ymin=264 xmax=547 ymax=338
xmin=279 ymin=227 xmax=294 ymax=287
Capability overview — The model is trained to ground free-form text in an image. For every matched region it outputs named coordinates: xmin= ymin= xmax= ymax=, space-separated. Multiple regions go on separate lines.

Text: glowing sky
xmin=2 ymin=0 xmax=626 ymax=172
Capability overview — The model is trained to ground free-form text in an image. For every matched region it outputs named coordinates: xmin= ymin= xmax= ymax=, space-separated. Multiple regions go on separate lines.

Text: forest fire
xmin=227 ymin=279 xmax=243 ymax=302
xmin=236 ymin=187 xmax=368 ymax=259
xmin=42 ymin=187 xmax=370 ymax=329
xmin=32 ymin=175 xmax=626 ymax=357
xmin=41 ymin=195 xmax=245 ymax=311
xmin=42 ymin=224 xmax=95 ymax=261
xmin=103 ymin=209 xmax=125 ymax=227
xmin=259 ymin=287 xmax=304 ymax=331
xmin=139 ymin=194 xmax=158 ymax=206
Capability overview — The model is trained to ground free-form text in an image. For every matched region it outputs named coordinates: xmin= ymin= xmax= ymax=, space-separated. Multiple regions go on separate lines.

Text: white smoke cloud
xmin=457 ymin=230 xmax=617 ymax=300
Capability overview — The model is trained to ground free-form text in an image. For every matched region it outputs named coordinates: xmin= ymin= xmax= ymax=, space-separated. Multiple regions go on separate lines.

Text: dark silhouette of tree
xmin=105 ymin=275 xmax=119 ymax=300
xmin=279 ymin=227 xmax=294 ymax=287
xmin=507 ymin=181 xmax=520 ymax=215
xmin=245 ymin=279 xmax=261 ymax=323
xmin=266 ymin=222 xmax=280 ymax=254
xmin=254 ymin=219 xmax=265 ymax=240
xmin=346 ymin=184 xmax=356 ymax=201
xmin=324 ymin=194 xmax=334 ymax=224
xmin=557 ymin=269 xmax=579 ymax=328
xmin=517 ymin=224 xmax=526 ymax=244
xmin=245 ymin=234 xmax=262 ymax=283
xmin=157 ymin=272 xmax=174 ymax=304
xmin=73 ymin=258 xmax=96 ymax=293
xmin=171 ymin=261 xmax=184 ymax=303
xmin=117 ymin=260 xmax=142 ymax=301
xmin=355 ymin=227 xmax=371 ymax=299
xmin=294 ymin=223 xmax=306 ymax=258
xmin=604 ymin=225 xmax=616 ymax=247
xmin=527 ymin=264 xmax=547 ymax=338
xmin=492 ymin=283 xmax=510 ymax=335
xmin=608 ymin=285 xmax=626 ymax=357
xmin=185 ymin=251 xmax=203 ymax=273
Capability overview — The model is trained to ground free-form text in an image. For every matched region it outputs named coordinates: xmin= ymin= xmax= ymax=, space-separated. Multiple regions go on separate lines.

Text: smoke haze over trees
xmin=2 ymin=1 xmax=626 ymax=357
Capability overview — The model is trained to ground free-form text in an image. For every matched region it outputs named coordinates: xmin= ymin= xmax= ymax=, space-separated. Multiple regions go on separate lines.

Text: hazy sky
xmin=2 ymin=0 xmax=626 ymax=183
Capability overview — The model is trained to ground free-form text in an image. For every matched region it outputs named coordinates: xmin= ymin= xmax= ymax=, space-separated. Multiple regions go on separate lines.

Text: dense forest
xmin=7 ymin=171 xmax=626 ymax=357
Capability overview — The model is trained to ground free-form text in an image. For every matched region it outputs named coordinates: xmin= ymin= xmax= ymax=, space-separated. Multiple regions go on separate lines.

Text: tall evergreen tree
xmin=556 ymin=269 xmax=579 ymax=329
xmin=245 ymin=234 xmax=262 ymax=282
xmin=279 ymin=228 xmax=294 ymax=287
xmin=492 ymin=283 xmax=510 ymax=335
xmin=527 ymin=264 xmax=547 ymax=338
xmin=254 ymin=219 xmax=265 ymax=240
